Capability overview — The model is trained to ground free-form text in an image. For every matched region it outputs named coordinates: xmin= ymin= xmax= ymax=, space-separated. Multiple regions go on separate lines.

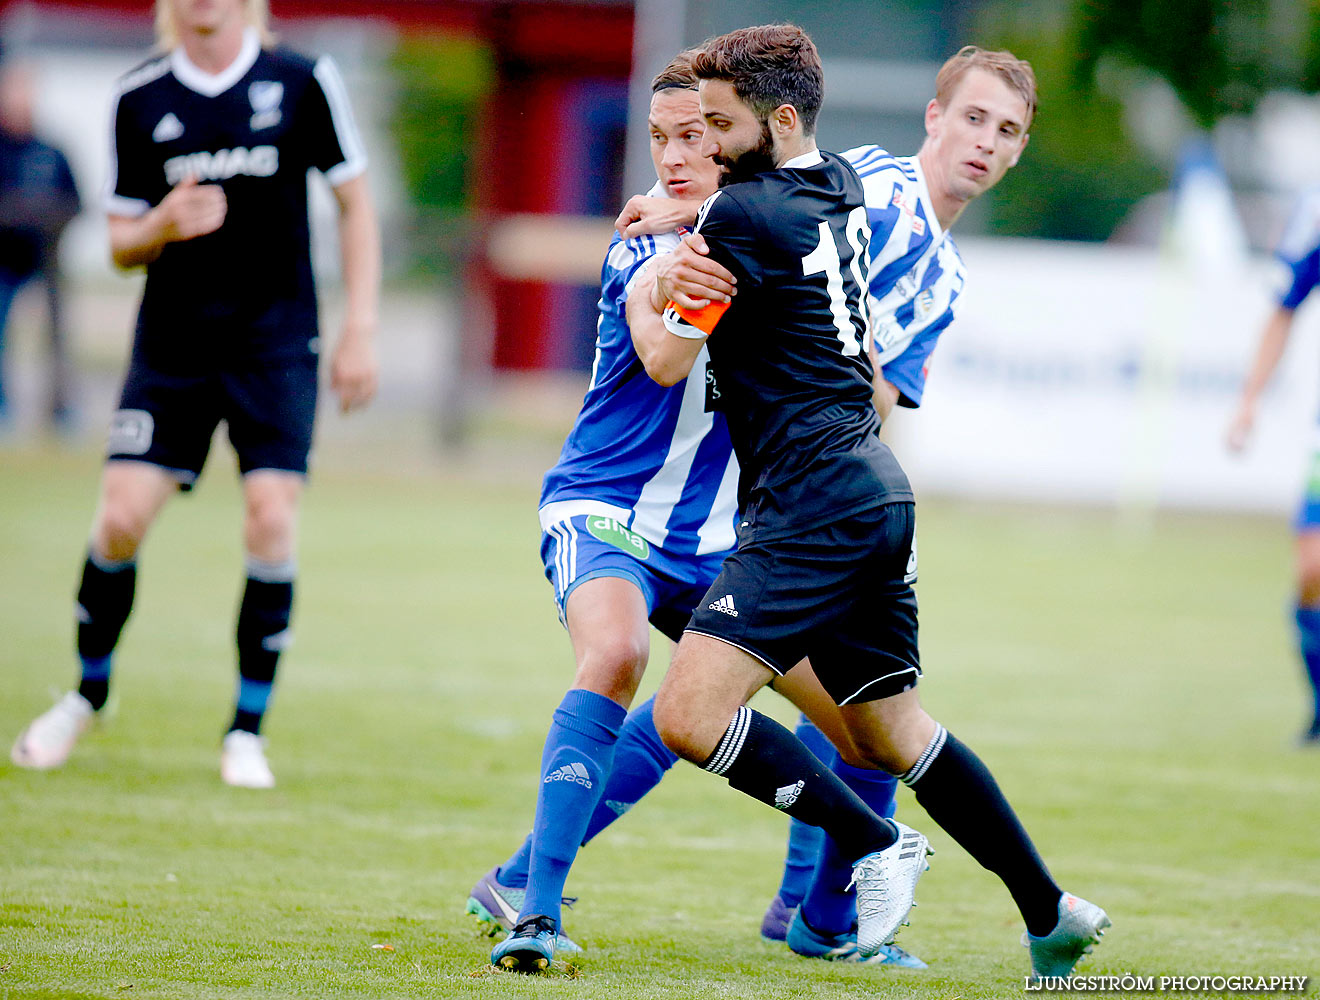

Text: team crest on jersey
xmin=915 ymin=288 xmax=935 ymax=319
xmin=152 ymin=113 xmax=184 ymax=143
xmin=249 ymin=81 xmax=284 ymax=131
xmin=585 ymin=516 xmax=650 ymax=560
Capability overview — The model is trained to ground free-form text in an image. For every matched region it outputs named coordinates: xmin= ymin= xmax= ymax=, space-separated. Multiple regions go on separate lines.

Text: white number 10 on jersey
xmin=800 ymin=205 xmax=871 ymax=357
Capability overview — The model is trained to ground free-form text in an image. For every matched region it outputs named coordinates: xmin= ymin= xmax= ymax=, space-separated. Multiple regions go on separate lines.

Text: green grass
xmin=2 ymin=445 xmax=1318 ymax=999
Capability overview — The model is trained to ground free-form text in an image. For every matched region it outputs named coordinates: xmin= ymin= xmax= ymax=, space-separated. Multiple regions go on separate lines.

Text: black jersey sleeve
xmin=300 ymin=55 xmax=366 ymax=186
xmin=107 ymin=92 xmax=155 ymax=216
xmin=692 ymin=188 xmax=765 ymax=291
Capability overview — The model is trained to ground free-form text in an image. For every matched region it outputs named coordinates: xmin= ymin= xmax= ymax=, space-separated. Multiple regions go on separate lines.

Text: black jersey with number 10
xmin=666 ymin=150 xmax=912 ymax=538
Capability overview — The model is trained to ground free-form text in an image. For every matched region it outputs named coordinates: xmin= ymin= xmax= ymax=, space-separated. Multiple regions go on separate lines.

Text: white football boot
xmin=11 ymin=691 xmax=95 ymax=769
xmin=851 ymin=820 xmax=933 ymax=957
xmin=220 ymin=730 xmax=275 ymax=788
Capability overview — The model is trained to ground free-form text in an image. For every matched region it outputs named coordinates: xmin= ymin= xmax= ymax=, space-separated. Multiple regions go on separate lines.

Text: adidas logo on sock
xmin=544 ymin=761 xmax=593 ymax=789
xmin=708 ymin=594 xmax=739 ymax=617
xmin=774 ymin=779 xmax=804 ymax=810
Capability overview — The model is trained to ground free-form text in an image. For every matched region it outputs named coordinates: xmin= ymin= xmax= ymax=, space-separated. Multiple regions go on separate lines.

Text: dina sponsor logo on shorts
xmin=584 ymin=515 xmax=650 ymax=560
xmin=544 ymin=761 xmax=593 ymax=789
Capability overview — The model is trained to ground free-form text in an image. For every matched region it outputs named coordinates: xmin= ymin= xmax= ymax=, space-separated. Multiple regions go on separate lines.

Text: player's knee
xmin=1299 ymin=565 xmax=1320 ymax=605
xmin=94 ymin=503 xmax=148 ymax=561
xmin=651 ymin=692 xmax=705 ymax=763
xmin=243 ymin=495 xmax=296 ymax=557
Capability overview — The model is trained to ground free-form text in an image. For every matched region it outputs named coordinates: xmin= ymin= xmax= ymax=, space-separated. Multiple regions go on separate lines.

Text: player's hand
xmin=330 ymin=320 xmax=379 ymax=413
xmin=1225 ymin=400 xmax=1255 ymax=453
xmin=656 ymin=234 xmax=736 ymax=310
xmin=156 ymin=174 xmax=227 ymax=243
xmin=615 ymin=195 xmax=701 ymax=239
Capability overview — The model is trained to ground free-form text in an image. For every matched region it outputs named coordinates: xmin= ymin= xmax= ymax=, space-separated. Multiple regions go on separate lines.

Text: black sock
xmin=231 ymin=563 xmax=294 ymax=735
xmin=904 ymin=726 xmax=1062 ymax=936
xmin=704 ymin=707 xmax=897 ymax=863
xmin=75 ymin=550 xmax=137 ymax=711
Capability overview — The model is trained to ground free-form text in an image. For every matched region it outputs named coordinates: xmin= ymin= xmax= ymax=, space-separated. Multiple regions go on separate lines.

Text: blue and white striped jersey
xmin=539 ymin=188 xmax=740 ymax=559
xmin=843 ymin=145 xmax=966 ymax=408
xmin=1273 ymin=188 xmax=1320 ymax=310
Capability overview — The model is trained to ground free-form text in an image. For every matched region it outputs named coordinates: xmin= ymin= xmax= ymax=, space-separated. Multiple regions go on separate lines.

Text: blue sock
xmin=774 ymin=716 xmax=833 ymax=907
xmin=581 ymin=695 xmax=679 ymax=844
xmin=497 ymin=697 xmax=679 ymax=888
xmin=801 ymin=759 xmax=898 ymax=935
xmin=1295 ymin=605 xmax=1320 ymax=729
xmin=522 ymin=689 xmax=626 ymax=923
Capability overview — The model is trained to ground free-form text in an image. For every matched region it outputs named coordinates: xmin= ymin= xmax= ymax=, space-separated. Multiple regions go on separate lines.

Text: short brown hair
xmin=652 ymin=49 xmax=701 ymax=94
xmin=935 ymin=46 xmax=1037 ymax=130
xmin=691 ymin=24 xmax=824 ymax=134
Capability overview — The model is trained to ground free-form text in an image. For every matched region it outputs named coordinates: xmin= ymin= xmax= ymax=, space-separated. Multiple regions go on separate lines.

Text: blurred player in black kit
xmin=11 ymin=0 xmax=380 ymax=789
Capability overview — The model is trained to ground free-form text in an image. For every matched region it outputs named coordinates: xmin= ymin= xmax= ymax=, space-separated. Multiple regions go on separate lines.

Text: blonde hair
xmin=935 ymin=45 xmax=1037 ymax=130
xmin=154 ymin=0 xmax=274 ymax=50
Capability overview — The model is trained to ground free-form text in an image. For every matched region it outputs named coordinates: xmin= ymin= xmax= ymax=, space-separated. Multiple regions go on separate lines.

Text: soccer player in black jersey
xmin=10 ymin=0 xmax=380 ymax=788
xmin=624 ymin=24 xmax=1108 ymax=977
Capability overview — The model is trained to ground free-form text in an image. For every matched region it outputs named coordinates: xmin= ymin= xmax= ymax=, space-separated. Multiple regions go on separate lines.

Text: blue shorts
xmin=541 ymin=514 xmax=730 ymax=642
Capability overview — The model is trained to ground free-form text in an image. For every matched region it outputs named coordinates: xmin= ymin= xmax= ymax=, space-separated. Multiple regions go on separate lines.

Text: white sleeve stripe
xmin=104 ymin=193 xmax=150 ymax=218
xmin=312 ymin=55 xmax=368 ymax=180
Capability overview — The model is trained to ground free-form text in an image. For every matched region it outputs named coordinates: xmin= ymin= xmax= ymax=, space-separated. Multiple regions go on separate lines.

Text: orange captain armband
xmin=664 ymin=298 xmax=731 ymax=337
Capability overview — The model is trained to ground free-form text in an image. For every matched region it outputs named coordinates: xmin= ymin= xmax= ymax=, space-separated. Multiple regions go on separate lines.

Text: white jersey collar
xmin=781 ymin=148 xmax=824 ymax=169
xmin=906 ymin=153 xmax=945 ymax=242
xmin=171 ymin=27 xmax=260 ymax=98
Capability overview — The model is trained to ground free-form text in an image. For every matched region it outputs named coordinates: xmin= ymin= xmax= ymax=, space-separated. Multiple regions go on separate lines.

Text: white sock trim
xmin=704 ymin=705 xmax=752 ymax=777
xmin=900 ymin=723 xmax=947 ymax=787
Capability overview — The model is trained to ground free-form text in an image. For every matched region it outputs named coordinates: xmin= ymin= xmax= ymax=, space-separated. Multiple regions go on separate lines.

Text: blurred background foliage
xmin=969 ymin=0 xmax=1320 ymax=241
xmin=388 ymin=34 xmax=493 ymax=278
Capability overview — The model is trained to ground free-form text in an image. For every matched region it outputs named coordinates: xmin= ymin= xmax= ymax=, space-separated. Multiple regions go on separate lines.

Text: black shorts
xmin=106 ymin=353 xmax=319 ymax=488
xmin=685 ymin=501 xmax=920 ymax=705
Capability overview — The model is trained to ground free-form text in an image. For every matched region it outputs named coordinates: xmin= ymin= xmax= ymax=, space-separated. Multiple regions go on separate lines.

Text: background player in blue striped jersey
xmin=562 ymin=45 xmax=1041 ymax=963
xmin=1227 ymin=188 xmax=1320 ymax=746
xmin=10 ymin=0 xmax=380 ymax=788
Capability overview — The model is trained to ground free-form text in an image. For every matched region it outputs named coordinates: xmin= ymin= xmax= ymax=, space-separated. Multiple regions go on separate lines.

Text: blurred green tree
xmin=969 ymin=0 xmax=1320 ymax=240
xmin=388 ymin=35 xmax=494 ymax=279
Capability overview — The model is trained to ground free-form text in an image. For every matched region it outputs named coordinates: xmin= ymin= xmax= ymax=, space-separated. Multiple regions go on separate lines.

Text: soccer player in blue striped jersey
xmin=1227 ymin=187 xmax=1320 ymax=746
xmin=478 ymin=52 xmax=735 ymax=972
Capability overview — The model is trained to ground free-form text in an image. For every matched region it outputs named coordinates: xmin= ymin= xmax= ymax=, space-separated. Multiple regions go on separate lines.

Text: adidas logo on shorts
xmin=709 ymin=594 xmax=739 ymax=617
xmin=774 ymin=780 xmax=805 ymax=810
xmin=544 ymin=761 xmax=593 ymax=789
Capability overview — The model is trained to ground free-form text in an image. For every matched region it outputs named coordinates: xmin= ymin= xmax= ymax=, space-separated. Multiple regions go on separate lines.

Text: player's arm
xmin=626 ymin=257 xmax=711 ymax=386
xmin=1226 ymin=304 xmax=1296 ymax=451
xmin=654 ymin=232 xmax=737 ymax=310
xmin=328 ymin=173 xmax=381 ymax=413
xmin=873 ymin=371 xmax=901 ymax=422
xmin=614 ymin=195 xmax=703 ymax=239
xmin=108 ymin=174 xmax=226 ymax=269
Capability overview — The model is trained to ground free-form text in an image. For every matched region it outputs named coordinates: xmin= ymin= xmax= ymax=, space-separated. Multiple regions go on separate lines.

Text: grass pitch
xmin=2 ymin=444 xmax=1317 ymax=999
